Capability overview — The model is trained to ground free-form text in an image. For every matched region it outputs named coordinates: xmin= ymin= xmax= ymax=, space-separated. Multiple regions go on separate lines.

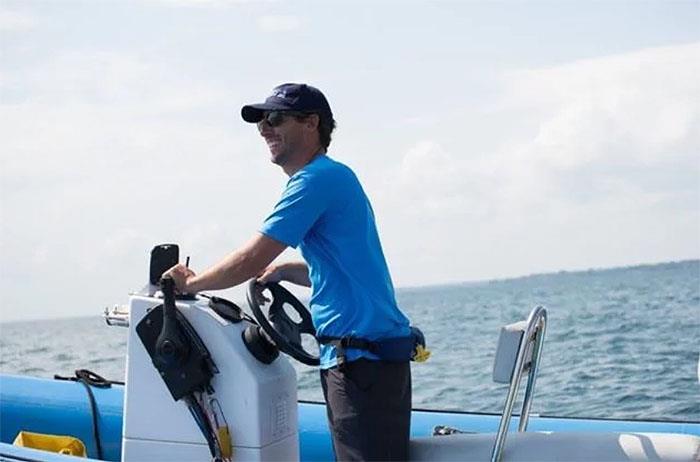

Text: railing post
xmin=490 ymin=306 xmax=547 ymax=462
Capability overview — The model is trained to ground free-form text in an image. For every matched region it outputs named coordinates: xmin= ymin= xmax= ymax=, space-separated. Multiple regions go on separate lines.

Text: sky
xmin=1 ymin=0 xmax=699 ymax=322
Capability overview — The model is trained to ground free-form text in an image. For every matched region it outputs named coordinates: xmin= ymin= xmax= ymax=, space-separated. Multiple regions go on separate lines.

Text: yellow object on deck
xmin=13 ymin=431 xmax=87 ymax=457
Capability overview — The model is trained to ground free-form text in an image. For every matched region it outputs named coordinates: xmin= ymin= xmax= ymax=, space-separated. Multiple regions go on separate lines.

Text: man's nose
xmin=258 ymin=121 xmax=273 ymax=136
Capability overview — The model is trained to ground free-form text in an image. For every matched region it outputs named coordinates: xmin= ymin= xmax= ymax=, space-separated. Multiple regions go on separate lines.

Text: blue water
xmin=1 ymin=260 xmax=698 ymax=422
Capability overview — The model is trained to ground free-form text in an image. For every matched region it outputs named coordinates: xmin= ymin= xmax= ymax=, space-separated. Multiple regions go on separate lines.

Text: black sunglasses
xmin=257 ymin=111 xmax=311 ymax=129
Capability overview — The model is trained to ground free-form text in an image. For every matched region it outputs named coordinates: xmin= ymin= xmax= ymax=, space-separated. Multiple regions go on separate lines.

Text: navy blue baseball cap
xmin=241 ymin=83 xmax=333 ymax=124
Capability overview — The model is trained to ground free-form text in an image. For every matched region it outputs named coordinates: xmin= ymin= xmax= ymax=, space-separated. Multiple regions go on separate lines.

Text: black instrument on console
xmin=136 ymin=276 xmax=217 ymax=400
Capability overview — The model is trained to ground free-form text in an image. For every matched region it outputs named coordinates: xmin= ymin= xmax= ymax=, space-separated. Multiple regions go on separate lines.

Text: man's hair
xmin=296 ymin=113 xmax=337 ymax=150
xmin=318 ymin=116 xmax=337 ymax=150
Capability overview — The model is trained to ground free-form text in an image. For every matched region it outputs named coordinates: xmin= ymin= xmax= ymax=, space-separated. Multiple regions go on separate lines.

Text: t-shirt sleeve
xmin=259 ymin=172 xmax=329 ymax=248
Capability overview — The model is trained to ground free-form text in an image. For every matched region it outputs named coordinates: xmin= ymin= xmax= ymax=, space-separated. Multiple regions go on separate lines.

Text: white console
xmin=121 ymin=294 xmax=299 ymax=461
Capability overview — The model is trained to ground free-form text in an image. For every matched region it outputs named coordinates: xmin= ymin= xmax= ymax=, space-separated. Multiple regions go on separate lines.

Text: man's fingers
xmin=257 ymin=266 xmax=281 ymax=284
xmin=158 ymin=263 xmax=195 ymax=293
xmin=257 ymin=267 xmax=273 ymax=283
xmin=163 ymin=263 xmax=188 ymax=277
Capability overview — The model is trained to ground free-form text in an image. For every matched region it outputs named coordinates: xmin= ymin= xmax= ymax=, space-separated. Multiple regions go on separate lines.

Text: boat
xmin=1 ymin=245 xmax=699 ymax=461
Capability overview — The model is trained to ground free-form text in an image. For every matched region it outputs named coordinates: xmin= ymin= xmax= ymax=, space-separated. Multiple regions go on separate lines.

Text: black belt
xmin=317 ymin=336 xmax=378 ymax=369
xmin=318 ymin=327 xmax=428 ymax=369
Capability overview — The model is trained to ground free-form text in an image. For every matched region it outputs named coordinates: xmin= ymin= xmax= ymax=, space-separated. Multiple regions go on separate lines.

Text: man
xmin=165 ymin=83 xmax=412 ymax=461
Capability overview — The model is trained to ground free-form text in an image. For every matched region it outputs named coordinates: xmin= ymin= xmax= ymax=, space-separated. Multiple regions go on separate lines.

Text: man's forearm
xmin=187 ymin=234 xmax=286 ymax=293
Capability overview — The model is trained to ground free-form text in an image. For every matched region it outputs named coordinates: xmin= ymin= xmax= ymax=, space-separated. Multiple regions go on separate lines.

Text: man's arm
xmin=165 ymin=233 xmax=287 ymax=293
xmin=258 ymin=261 xmax=311 ymax=287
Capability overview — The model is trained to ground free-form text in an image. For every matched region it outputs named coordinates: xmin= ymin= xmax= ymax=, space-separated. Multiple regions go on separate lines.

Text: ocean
xmin=1 ymin=260 xmax=698 ymax=422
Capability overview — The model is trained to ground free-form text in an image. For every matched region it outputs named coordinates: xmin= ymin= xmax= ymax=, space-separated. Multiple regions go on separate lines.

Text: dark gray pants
xmin=320 ymin=359 xmax=412 ymax=461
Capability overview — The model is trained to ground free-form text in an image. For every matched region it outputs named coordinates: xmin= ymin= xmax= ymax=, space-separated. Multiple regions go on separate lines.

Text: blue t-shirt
xmin=260 ymin=154 xmax=410 ymax=369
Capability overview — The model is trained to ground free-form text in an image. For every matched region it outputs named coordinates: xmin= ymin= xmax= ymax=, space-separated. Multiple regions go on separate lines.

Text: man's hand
xmin=253 ymin=261 xmax=311 ymax=305
xmin=162 ymin=263 xmax=197 ymax=294
xmin=259 ymin=261 xmax=311 ymax=287
xmin=257 ymin=264 xmax=284 ymax=285
xmin=253 ymin=264 xmax=284 ymax=305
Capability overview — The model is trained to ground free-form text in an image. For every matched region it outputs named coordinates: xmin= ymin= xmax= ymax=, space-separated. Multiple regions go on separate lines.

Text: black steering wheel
xmin=246 ymin=280 xmax=320 ymax=366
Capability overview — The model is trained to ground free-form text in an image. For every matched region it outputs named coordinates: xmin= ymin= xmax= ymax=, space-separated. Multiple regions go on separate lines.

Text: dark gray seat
xmin=409 ymin=431 xmax=700 ymax=461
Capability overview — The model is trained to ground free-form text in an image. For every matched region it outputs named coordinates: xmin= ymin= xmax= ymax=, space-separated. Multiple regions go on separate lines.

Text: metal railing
xmin=490 ymin=305 xmax=548 ymax=462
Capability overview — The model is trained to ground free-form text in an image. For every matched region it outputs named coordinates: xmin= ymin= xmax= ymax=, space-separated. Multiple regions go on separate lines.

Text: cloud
xmin=1 ymin=51 xmax=241 ymax=176
xmin=384 ymin=42 xmax=699 ymax=215
xmin=386 ymin=140 xmax=493 ymax=217
xmin=0 ymin=49 xmax=281 ymax=320
xmin=257 ymin=15 xmax=302 ymax=33
xmin=374 ymin=42 xmax=700 ymax=285
xmin=496 ymin=42 xmax=700 ymax=209
xmin=0 ymin=49 xmax=260 ymax=203
xmin=503 ymin=42 xmax=700 ymax=166
xmin=0 ymin=8 xmax=37 ymax=32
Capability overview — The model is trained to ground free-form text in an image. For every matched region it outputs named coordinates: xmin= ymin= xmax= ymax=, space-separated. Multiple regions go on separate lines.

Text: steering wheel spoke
xmin=246 ymin=280 xmax=320 ymax=366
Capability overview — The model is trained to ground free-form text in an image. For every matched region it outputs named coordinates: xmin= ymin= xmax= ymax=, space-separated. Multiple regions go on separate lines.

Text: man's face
xmin=257 ymin=112 xmax=307 ymax=166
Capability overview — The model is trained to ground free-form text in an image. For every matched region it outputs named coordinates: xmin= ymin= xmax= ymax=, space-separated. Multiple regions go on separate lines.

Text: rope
xmin=54 ymin=369 xmax=122 ymax=459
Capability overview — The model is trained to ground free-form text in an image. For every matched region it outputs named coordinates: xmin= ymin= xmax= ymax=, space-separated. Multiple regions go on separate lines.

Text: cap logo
xmin=271 ymin=89 xmax=288 ymax=99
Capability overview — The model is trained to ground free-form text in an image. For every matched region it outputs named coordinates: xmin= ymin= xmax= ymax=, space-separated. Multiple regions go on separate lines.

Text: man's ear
xmin=305 ymin=114 xmax=320 ymax=131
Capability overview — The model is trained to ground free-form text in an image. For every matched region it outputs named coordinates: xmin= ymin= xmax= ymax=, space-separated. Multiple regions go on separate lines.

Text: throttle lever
xmin=154 ymin=276 xmax=190 ymax=368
